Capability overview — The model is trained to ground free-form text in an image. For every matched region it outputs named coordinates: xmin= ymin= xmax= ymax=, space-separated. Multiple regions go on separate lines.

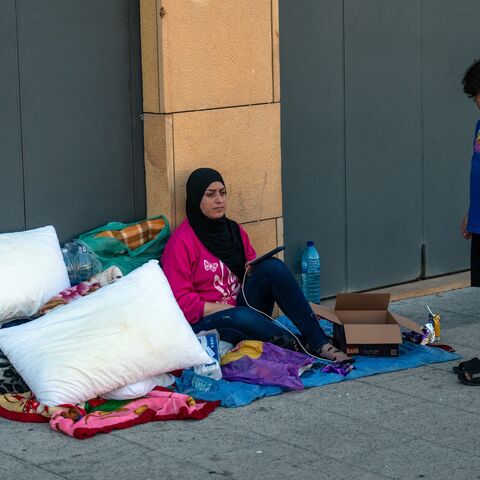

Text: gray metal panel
xmin=344 ymin=0 xmax=422 ymax=291
xmin=16 ymin=0 xmax=143 ymax=243
xmin=279 ymin=0 xmax=346 ymax=297
xmin=0 ymin=0 xmax=25 ymax=233
xmin=422 ymin=0 xmax=480 ymax=276
xmin=127 ymin=0 xmax=146 ymax=220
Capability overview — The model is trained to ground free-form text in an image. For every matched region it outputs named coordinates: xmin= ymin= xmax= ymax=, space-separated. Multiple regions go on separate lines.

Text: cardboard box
xmin=310 ymin=293 xmax=423 ymax=357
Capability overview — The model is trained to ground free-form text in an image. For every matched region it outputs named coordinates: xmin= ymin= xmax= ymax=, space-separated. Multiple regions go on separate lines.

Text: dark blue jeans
xmin=191 ymin=258 xmax=329 ymax=351
xmin=0 ymin=318 xmax=34 ymax=329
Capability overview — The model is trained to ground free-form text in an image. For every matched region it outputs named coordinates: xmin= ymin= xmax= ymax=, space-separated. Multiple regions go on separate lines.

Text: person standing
xmin=461 ymin=59 xmax=480 ymax=286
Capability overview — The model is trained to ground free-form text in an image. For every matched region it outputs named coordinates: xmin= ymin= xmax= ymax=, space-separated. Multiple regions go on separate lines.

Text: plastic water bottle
xmin=61 ymin=247 xmax=75 ymax=283
xmin=194 ymin=330 xmax=222 ymax=380
xmin=74 ymin=244 xmax=96 ymax=283
xmin=301 ymin=240 xmax=321 ymax=304
xmin=62 ymin=241 xmax=102 ymax=285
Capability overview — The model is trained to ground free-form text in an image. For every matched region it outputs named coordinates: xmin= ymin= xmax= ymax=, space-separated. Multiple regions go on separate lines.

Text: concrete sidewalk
xmin=1 ymin=287 xmax=479 ymax=480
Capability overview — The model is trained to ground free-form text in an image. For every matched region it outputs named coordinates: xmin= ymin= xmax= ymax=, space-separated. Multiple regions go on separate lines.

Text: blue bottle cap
xmin=307 ymin=240 xmax=314 ymax=247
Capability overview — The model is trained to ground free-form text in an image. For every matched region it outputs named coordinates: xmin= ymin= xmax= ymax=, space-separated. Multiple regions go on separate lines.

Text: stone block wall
xmin=140 ymin=0 xmax=282 ymax=255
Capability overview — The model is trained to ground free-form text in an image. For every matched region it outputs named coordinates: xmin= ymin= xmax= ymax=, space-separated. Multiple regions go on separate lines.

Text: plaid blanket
xmin=95 ymin=218 xmax=166 ymax=250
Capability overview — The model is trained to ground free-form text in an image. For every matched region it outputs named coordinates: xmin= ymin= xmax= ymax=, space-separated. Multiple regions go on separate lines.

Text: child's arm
xmin=461 ymin=213 xmax=472 ymax=239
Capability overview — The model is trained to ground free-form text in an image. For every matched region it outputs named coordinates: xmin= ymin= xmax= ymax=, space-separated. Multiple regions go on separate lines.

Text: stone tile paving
xmin=1 ymin=288 xmax=479 ymax=480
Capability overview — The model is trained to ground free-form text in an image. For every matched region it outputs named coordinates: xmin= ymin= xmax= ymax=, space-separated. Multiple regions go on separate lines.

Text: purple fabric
xmin=321 ymin=362 xmax=354 ymax=377
xmin=221 ymin=342 xmax=315 ymax=390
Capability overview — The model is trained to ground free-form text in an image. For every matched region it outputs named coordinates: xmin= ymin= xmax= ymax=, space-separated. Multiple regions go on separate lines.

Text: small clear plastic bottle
xmin=62 ymin=241 xmax=101 ymax=285
xmin=301 ymin=240 xmax=321 ymax=304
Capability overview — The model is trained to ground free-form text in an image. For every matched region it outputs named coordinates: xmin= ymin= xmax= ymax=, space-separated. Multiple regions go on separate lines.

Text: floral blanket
xmin=39 ymin=266 xmax=122 ymax=315
xmin=0 ymin=388 xmax=219 ymax=439
xmin=0 ymin=266 xmax=223 ymax=439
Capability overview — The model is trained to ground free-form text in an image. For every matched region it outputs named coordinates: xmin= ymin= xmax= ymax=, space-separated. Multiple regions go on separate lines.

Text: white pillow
xmin=102 ymin=374 xmax=175 ymax=400
xmin=0 ymin=225 xmax=70 ymax=324
xmin=0 ymin=260 xmax=210 ymax=405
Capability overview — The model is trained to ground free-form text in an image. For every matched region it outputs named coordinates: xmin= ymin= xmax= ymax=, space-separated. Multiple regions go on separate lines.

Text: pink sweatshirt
xmin=161 ymin=219 xmax=256 ymax=325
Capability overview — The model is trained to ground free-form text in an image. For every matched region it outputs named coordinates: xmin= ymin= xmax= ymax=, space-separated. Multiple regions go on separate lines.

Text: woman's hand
xmin=245 ymin=260 xmax=254 ymax=276
xmin=203 ymin=302 xmax=234 ymax=317
xmin=461 ymin=214 xmax=472 ymax=239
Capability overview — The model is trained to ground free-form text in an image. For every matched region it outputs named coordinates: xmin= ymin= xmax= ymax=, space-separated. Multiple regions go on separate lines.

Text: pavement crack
xmin=0 ymin=449 xmax=69 ymax=479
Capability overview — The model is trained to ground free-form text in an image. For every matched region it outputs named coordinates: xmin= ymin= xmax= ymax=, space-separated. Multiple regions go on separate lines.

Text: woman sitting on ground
xmin=161 ymin=167 xmax=352 ymax=363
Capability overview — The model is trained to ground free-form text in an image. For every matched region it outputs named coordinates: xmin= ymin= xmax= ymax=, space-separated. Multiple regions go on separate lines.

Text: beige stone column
xmin=140 ymin=0 xmax=282 ymax=255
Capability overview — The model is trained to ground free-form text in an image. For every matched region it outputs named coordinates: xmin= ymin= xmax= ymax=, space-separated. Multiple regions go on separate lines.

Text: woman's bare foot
xmin=319 ymin=343 xmax=353 ymax=363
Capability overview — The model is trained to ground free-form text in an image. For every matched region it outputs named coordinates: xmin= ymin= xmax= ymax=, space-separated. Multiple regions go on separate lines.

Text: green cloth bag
xmin=77 ymin=215 xmax=170 ymax=275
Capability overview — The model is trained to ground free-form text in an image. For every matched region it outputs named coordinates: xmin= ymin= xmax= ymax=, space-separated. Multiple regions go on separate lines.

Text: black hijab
xmin=186 ymin=168 xmax=247 ymax=280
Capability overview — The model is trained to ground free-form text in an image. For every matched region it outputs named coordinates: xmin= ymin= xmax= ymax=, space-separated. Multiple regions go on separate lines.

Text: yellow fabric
xmin=0 ymin=391 xmax=63 ymax=419
xmin=220 ymin=340 xmax=264 ymax=365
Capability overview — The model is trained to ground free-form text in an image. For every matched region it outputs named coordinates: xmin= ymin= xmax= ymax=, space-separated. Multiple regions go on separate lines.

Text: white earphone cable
xmin=241 ymin=264 xmax=327 ymax=361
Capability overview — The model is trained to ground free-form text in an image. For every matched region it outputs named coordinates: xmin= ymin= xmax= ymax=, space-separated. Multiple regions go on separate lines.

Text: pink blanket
xmin=50 ymin=389 xmax=218 ymax=439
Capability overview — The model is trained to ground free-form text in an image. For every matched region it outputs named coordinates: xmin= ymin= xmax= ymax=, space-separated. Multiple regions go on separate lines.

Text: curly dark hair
xmin=462 ymin=59 xmax=480 ymax=97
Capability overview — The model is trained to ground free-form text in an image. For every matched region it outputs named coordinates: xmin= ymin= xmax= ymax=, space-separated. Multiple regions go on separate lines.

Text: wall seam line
xmin=270 ymin=0 xmax=275 ymax=102
xmin=127 ymin=0 xmax=137 ymax=218
xmin=14 ymin=0 xmax=26 ymax=230
xmin=240 ymin=216 xmax=281 ymax=225
xmin=158 ymin=101 xmax=278 ymax=116
xmin=171 ymin=114 xmax=176 ymax=226
xmin=156 ymin=0 xmax=162 ymax=113
xmin=342 ymin=0 xmax=348 ymax=292
xmin=420 ymin=0 xmax=426 ymax=276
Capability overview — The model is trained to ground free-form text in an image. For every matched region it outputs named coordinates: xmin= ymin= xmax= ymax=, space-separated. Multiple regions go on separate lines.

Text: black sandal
xmin=458 ymin=371 xmax=480 ymax=386
xmin=456 ymin=357 xmax=480 ymax=386
xmin=452 ymin=357 xmax=480 ymax=374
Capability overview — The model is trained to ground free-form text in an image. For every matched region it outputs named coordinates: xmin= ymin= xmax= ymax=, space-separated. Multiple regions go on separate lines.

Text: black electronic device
xmin=247 ymin=245 xmax=286 ymax=267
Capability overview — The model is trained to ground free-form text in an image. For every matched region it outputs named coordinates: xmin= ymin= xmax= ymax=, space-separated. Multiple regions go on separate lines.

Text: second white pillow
xmin=0 ymin=226 xmax=70 ymax=324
